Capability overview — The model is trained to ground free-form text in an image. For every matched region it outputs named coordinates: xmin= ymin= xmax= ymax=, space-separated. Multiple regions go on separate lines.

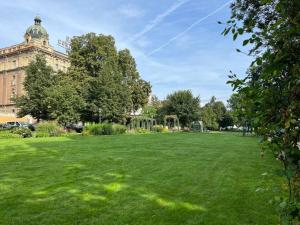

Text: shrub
xmin=152 ymin=125 xmax=164 ymax=133
xmin=162 ymin=127 xmax=169 ymax=133
xmin=84 ymin=123 xmax=103 ymax=135
xmin=81 ymin=129 xmax=91 ymax=136
xmin=152 ymin=125 xmax=171 ymax=133
xmin=102 ymin=123 xmax=113 ymax=135
xmin=112 ymin=124 xmax=126 ymax=135
xmin=84 ymin=123 xmax=127 ymax=136
xmin=11 ymin=127 xmax=32 ymax=138
xmin=36 ymin=122 xmax=63 ymax=137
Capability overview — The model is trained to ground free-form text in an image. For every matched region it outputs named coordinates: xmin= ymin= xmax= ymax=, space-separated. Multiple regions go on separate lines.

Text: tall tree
xmin=201 ymin=105 xmax=218 ymax=130
xmin=118 ymin=49 xmax=151 ymax=112
xmin=141 ymin=105 xmax=157 ymax=119
xmin=210 ymin=97 xmax=227 ymax=126
xmin=219 ymin=112 xmax=234 ymax=128
xmin=223 ymin=0 xmax=300 ymax=222
xmin=201 ymin=96 xmax=227 ymax=130
xmin=227 ymin=92 xmax=252 ymax=135
xmin=161 ymin=90 xmax=201 ymax=127
xmin=68 ymin=33 xmax=151 ymax=122
xmin=15 ymin=55 xmax=56 ymax=122
xmin=45 ymin=72 xmax=85 ymax=126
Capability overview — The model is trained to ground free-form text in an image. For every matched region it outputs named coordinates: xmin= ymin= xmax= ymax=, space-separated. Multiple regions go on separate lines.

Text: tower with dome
xmin=0 ymin=16 xmax=69 ymax=116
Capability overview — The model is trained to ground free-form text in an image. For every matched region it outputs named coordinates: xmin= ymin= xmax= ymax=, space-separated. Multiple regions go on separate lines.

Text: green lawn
xmin=0 ymin=132 xmax=281 ymax=225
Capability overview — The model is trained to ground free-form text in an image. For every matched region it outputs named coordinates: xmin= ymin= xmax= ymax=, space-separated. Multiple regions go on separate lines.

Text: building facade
xmin=0 ymin=16 xmax=69 ymax=116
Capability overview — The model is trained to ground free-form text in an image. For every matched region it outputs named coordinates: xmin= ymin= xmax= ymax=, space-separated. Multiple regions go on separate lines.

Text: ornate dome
xmin=25 ymin=16 xmax=49 ymax=39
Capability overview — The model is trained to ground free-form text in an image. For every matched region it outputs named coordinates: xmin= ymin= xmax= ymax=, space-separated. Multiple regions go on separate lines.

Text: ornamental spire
xmin=34 ymin=16 xmax=41 ymax=25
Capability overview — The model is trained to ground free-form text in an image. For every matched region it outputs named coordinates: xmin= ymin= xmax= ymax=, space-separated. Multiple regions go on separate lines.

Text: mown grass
xmin=0 ymin=132 xmax=282 ymax=225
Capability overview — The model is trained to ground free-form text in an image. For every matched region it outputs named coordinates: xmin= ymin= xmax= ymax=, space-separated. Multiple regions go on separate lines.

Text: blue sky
xmin=0 ymin=0 xmax=252 ymax=104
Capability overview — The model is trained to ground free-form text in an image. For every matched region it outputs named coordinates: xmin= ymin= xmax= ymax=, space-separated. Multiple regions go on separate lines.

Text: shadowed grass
xmin=0 ymin=132 xmax=282 ymax=225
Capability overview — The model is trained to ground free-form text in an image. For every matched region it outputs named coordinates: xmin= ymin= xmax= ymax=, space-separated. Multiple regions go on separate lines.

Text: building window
xmin=43 ymin=40 xmax=46 ymax=46
xmin=13 ymin=60 xmax=16 ymax=69
xmin=12 ymin=74 xmax=16 ymax=86
xmin=12 ymin=109 xmax=15 ymax=113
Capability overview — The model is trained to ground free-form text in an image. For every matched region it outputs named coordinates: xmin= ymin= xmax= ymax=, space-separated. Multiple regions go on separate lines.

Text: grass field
xmin=0 ymin=132 xmax=282 ymax=225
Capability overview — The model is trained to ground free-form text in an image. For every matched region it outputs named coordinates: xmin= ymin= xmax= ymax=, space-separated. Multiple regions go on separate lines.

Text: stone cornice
xmin=0 ymin=42 xmax=68 ymax=61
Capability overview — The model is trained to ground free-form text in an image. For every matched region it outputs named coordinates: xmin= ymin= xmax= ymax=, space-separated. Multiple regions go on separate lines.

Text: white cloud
xmin=118 ymin=4 xmax=144 ymax=18
xmin=135 ymin=38 xmax=151 ymax=48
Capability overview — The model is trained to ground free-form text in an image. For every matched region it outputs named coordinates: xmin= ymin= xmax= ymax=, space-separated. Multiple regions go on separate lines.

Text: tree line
xmin=142 ymin=90 xmax=238 ymax=130
xmin=15 ymin=33 xmax=151 ymax=125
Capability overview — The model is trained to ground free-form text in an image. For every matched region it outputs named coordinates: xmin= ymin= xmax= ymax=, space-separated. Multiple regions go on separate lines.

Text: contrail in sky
xmin=129 ymin=0 xmax=190 ymax=42
xmin=148 ymin=0 xmax=232 ymax=56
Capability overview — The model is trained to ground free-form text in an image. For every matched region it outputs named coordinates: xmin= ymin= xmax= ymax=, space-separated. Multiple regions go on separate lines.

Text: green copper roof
xmin=25 ymin=16 xmax=49 ymax=39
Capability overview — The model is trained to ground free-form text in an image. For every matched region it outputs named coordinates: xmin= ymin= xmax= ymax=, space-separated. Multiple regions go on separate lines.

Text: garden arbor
xmin=191 ymin=121 xmax=204 ymax=132
xmin=128 ymin=116 xmax=156 ymax=130
xmin=164 ymin=115 xmax=180 ymax=130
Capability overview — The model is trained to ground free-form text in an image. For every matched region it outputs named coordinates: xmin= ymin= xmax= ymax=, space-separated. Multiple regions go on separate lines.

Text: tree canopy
xmin=223 ymin=0 xmax=300 ymax=222
xmin=15 ymin=55 xmax=56 ymax=122
xmin=15 ymin=55 xmax=84 ymax=125
xmin=16 ymin=33 xmax=150 ymax=125
xmin=201 ymin=96 xmax=229 ymax=130
xmin=159 ymin=90 xmax=201 ymax=127
xmin=68 ymin=33 xmax=151 ymax=123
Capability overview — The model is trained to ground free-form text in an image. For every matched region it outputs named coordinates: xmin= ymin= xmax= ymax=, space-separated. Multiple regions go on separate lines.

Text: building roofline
xmin=0 ymin=42 xmax=69 ymax=60
xmin=0 ymin=42 xmax=25 ymax=51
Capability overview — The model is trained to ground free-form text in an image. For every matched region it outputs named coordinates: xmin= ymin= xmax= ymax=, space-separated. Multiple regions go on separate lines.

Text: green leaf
xmin=243 ymin=39 xmax=249 ymax=46
xmin=285 ymin=120 xmax=290 ymax=128
xmin=233 ymin=33 xmax=238 ymax=40
xmin=224 ymin=27 xmax=231 ymax=36
xmin=256 ymin=58 xmax=262 ymax=65
xmin=237 ymin=28 xmax=244 ymax=35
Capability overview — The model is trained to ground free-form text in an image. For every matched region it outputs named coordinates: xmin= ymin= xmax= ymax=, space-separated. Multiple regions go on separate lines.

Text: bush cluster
xmin=152 ymin=125 xmax=169 ymax=133
xmin=112 ymin=124 xmax=127 ymax=135
xmin=35 ymin=122 xmax=64 ymax=137
xmin=84 ymin=123 xmax=127 ymax=136
xmin=10 ymin=127 xmax=32 ymax=138
xmin=152 ymin=125 xmax=164 ymax=132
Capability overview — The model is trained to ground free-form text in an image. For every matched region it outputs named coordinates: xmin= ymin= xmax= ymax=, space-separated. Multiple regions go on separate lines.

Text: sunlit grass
xmin=0 ymin=132 xmax=282 ymax=225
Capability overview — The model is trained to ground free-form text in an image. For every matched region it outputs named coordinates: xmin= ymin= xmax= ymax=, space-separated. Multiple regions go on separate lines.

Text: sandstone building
xmin=0 ymin=16 xmax=69 ymax=116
